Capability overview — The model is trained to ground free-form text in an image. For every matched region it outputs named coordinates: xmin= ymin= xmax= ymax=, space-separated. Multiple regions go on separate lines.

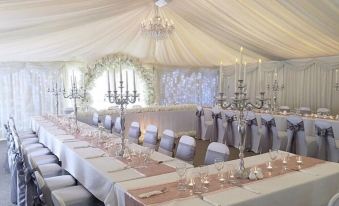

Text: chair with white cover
xmin=113 ymin=117 xmax=123 ymax=135
xmin=196 ymin=106 xmax=213 ymax=141
xmin=286 ymin=115 xmax=318 ymax=157
xmin=103 ymin=115 xmax=113 ymax=133
xmin=175 ymin=135 xmax=196 ymax=164
xmin=158 ymin=129 xmax=175 ymax=156
xmin=211 ymin=107 xmax=222 ymax=142
xmin=92 ymin=112 xmax=99 ymax=127
xmin=204 ymin=142 xmax=230 ymax=165
xmin=52 ymin=185 xmax=103 ymax=206
xmin=128 ymin=122 xmax=141 ymax=144
xmin=143 ymin=125 xmax=158 ymax=149
xmin=34 ymin=171 xmax=76 ymax=206
xmin=223 ymin=110 xmax=240 ymax=147
xmin=317 ymin=108 xmax=330 ymax=115
xmin=299 ymin=107 xmax=311 ymax=115
xmin=243 ymin=111 xmax=261 ymax=153
xmin=259 ymin=114 xmax=281 ymax=153
xmin=315 ymin=120 xmax=339 ymax=162
xmin=328 ymin=193 xmax=339 ymax=206
xmin=279 ymin=106 xmax=290 ymax=113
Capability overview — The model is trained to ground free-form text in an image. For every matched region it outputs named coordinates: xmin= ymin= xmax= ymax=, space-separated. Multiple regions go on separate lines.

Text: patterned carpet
xmin=0 ymin=140 xmax=15 ymax=206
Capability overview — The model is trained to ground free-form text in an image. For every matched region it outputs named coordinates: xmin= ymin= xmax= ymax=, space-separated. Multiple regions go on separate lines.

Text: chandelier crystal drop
xmin=141 ymin=6 xmax=175 ymax=40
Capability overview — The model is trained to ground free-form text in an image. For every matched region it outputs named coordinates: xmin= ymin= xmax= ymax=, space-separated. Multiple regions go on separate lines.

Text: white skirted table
xmin=31 ymin=116 xmax=339 ymax=206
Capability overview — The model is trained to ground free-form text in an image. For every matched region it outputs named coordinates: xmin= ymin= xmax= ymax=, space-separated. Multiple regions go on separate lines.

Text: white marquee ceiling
xmin=0 ymin=0 xmax=338 ymax=66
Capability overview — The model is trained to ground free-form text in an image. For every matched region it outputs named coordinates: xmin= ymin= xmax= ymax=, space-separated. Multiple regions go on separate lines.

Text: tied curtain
xmin=0 ymin=62 xmax=65 ymax=132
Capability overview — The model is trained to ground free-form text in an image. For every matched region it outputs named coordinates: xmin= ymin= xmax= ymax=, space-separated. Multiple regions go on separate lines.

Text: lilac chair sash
xmin=195 ymin=108 xmax=204 ymax=139
xmin=315 ymin=120 xmax=338 ymax=162
xmin=260 ymin=117 xmax=280 ymax=152
xmin=245 ymin=118 xmax=260 ymax=153
xmin=286 ymin=119 xmax=306 ymax=155
xmin=212 ymin=112 xmax=222 ymax=142
xmin=224 ymin=113 xmax=238 ymax=146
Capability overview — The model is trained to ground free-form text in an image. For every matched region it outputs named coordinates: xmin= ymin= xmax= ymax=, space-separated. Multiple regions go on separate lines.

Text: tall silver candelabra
xmin=266 ymin=80 xmax=284 ymax=112
xmin=63 ymin=75 xmax=86 ymax=132
xmin=216 ymin=80 xmax=266 ymax=179
xmin=48 ymin=82 xmax=63 ymax=116
xmin=106 ymin=65 xmax=138 ymax=156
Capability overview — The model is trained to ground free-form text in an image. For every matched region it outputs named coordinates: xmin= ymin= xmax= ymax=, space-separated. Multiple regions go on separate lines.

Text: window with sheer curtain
xmin=159 ymin=68 xmax=218 ymax=106
xmin=89 ymin=66 xmax=146 ymax=110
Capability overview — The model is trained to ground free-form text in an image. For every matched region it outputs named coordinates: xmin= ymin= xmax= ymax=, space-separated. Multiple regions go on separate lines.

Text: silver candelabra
xmin=266 ymin=80 xmax=284 ymax=112
xmin=216 ymin=79 xmax=266 ymax=179
xmin=48 ymin=82 xmax=63 ymax=116
xmin=63 ymin=74 xmax=86 ymax=132
xmin=106 ymin=62 xmax=138 ymax=156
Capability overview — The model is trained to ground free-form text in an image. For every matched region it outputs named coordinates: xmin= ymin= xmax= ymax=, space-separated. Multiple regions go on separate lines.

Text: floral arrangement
xmin=83 ymin=53 xmax=156 ymax=105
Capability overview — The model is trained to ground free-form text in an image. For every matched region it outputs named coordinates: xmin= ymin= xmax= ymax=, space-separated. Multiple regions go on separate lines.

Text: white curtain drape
xmin=0 ymin=62 xmax=65 ymax=131
xmin=221 ymin=56 xmax=339 ymax=114
xmin=158 ymin=67 xmax=218 ymax=106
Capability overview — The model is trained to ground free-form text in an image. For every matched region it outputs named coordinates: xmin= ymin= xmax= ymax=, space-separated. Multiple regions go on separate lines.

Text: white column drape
xmin=0 ymin=62 xmax=65 ymax=131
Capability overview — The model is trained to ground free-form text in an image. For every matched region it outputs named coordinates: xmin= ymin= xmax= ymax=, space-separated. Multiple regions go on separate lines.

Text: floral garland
xmin=83 ymin=53 xmax=155 ymax=105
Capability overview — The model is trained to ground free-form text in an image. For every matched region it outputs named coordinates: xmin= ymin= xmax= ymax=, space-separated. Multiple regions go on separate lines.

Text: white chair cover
xmin=128 ymin=122 xmax=141 ymax=144
xmin=52 ymin=185 xmax=101 ymax=206
xmin=158 ymin=129 xmax=175 ymax=156
xmin=34 ymin=171 xmax=76 ymax=206
xmin=317 ymin=108 xmax=330 ymax=115
xmin=216 ymin=111 xmax=227 ymax=144
xmin=328 ymin=193 xmax=339 ymax=206
xmin=113 ymin=117 xmax=123 ymax=134
xmin=211 ymin=107 xmax=222 ymax=142
xmin=279 ymin=106 xmax=290 ymax=112
xmin=315 ymin=120 xmax=339 ymax=162
xmin=143 ymin=125 xmax=158 ymax=149
xmin=92 ymin=112 xmax=99 ymax=126
xmin=260 ymin=114 xmax=280 ymax=153
xmin=204 ymin=142 xmax=230 ymax=165
xmin=103 ymin=115 xmax=113 ymax=132
xmin=244 ymin=111 xmax=260 ymax=153
xmin=175 ymin=135 xmax=196 ymax=163
xmin=286 ymin=116 xmax=307 ymax=155
xmin=197 ymin=107 xmax=213 ymax=141
xmin=224 ymin=110 xmax=240 ymax=147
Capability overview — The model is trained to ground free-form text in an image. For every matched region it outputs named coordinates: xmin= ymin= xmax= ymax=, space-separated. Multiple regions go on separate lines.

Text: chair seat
xmin=45 ymin=175 xmax=76 ymax=191
xmin=21 ymin=137 xmax=39 ymax=146
xmin=38 ymin=163 xmax=64 ymax=178
xmin=22 ymin=143 xmax=44 ymax=155
xmin=31 ymin=154 xmax=59 ymax=170
xmin=18 ymin=132 xmax=37 ymax=139
xmin=52 ymin=185 xmax=101 ymax=206
xmin=305 ymin=135 xmax=318 ymax=158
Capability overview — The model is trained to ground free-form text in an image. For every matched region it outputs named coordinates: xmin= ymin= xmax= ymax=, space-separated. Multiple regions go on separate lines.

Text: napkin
xmin=138 ymin=190 xmax=164 ymax=198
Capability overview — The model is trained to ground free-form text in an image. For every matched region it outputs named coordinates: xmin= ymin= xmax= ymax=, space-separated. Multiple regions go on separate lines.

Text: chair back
xmin=104 ymin=115 xmax=113 ymax=131
xmin=260 ymin=114 xmax=280 ymax=152
xmin=175 ymin=135 xmax=196 ymax=163
xmin=128 ymin=122 xmax=141 ymax=144
xmin=113 ymin=117 xmax=122 ymax=134
xmin=315 ymin=120 xmax=338 ymax=162
xmin=92 ymin=112 xmax=99 ymax=126
xmin=195 ymin=106 xmax=204 ymax=139
xmin=158 ymin=129 xmax=175 ymax=156
xmin=224 ymin=111 xmax=240 ymax=147
xmin=211 ymin=107 xmax=222 ymax=142
xmin=204 ymin=142 xmax=229 ymax=165
xmin=143 ymin=124 xmax=158 ymax=149
xmin=328 ymin=193 xmax=339 ymax=206
xmin=279 ymin=106 xmax=290 ymax=112
xmin=286 ymin=115 xmax=307 ymax=155
xmin=299 ymin=107 xmax=311 ymax=115
xmin=243 ymin=111 xmax=260 ymax=153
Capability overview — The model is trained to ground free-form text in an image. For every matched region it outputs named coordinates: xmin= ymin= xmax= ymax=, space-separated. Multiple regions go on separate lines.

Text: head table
xmin=31 ymin=116 xmax=339 ymax=206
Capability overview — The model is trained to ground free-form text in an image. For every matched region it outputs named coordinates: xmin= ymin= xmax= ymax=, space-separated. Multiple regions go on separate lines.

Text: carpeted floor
xmin=0 ymin=140 xmax=15 ymax=206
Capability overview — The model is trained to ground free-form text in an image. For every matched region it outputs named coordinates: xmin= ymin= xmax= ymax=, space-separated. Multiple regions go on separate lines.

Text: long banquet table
xmin=31 ymin=116 xmax=339 ymax=206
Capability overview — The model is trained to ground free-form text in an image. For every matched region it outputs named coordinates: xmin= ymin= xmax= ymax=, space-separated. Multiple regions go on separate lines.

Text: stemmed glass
xmin=199 ymin=166 xmax=209 ymax=192
xmin=214 ymin=158 xmax=225 ymax=183
xmin=176 ymin=162 xmax=187 ymax=191
xmin=267 ymin=149 xmax=279 ymax=170
xmin=280 ymin=152 xmax=290 ymax=171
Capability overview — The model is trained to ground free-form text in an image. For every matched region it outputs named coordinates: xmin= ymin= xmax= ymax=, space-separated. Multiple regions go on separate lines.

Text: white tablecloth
xmin=31 ymin=117 xmax=190 ymax=206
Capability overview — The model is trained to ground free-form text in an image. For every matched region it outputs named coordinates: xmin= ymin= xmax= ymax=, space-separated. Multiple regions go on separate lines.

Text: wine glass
xmin=280 ymin=152 xmax=290 ymax=171
xmin=227 ymin=164 xmax=236 ymax=183
xmin=199 ymin=166 xmax=209 ymax=192
xmin=176 ymin=162 xmax=187 ymax=191
xmin=268 ymin=149 xmax=279 ymax=169
xmin=214 ymin=158 xmax=225 ymax=183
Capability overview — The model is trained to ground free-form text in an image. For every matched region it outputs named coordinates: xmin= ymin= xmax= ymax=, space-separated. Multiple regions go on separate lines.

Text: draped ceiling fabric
xmin=0 ymin=0 xmax=338 ymax=66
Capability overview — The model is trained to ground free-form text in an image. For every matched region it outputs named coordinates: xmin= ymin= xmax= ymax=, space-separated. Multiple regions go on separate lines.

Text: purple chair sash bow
xmin=225 ymin=114 xmax=236 ymax=146
xmin=316 ymin=126 xmax=334 ymax=160
xmin=261 ymin=118 xmax=277 ymax=152
xmin=195 ymin=109 xmax=204 ymax=139
xmin=212 ymin=112 xmax=222 ymax=142
xmin=286 ymin=120 xmax=304 ymax=154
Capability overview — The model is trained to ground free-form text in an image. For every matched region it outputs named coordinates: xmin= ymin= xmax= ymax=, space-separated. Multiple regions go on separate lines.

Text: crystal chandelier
xmin=141 ymin=5 xmax=175 ymax=40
